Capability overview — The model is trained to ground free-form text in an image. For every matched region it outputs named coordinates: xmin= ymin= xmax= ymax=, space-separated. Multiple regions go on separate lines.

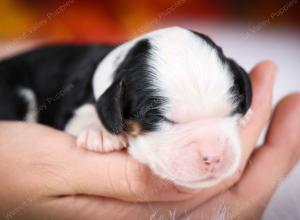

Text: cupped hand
xmin=1 ymin=61 xmax=299 ymax=220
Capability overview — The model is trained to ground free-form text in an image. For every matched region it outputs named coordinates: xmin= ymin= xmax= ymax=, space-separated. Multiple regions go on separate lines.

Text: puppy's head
xmin=93 ymin=27 xmax=252 ymax=189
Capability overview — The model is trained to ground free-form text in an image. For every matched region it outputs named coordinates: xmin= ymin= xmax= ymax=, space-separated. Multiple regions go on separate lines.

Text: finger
xmin=227 ymin=93 xmax=300 ymax=218
xmin=36 ymin=124 xmax=191 ymax=202
xmin=29 ymin=195 xmax=163 ymax=220
xmin=240 ymin=60 xmax=277 ymax=164
xmin=65 ymin=148 xmax=191 ymax=202
xmin=264 ymin=93 xmax=300 ymax=155
xmin=0 ymin=122 xmax=191 ymax=203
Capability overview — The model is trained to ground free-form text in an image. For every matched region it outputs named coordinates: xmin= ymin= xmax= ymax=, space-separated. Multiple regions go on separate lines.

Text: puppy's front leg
xmin=65 ymin=104 xmax=127 ymax=152
xmin=76 ymin=124 xmax=127 ymax=152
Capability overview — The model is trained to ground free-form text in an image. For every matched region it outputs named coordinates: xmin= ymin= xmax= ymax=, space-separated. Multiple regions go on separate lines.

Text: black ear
xmin=228 ymin=58 xmax=252 ymax=115
xmin=96 ymin=80 xmax=125 ymax=134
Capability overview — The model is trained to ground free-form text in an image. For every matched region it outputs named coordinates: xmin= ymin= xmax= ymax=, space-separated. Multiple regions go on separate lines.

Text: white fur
xmin=65 ymin=104 xmax=99 ymax=135
xmin=149 ymin=28 xmax=236 ymax=121
xmin=18 ymin=87 xmax=38 ymax=122
xmin=93 ymin=27 xmax=236 ymax=120
xmin=65 ymin=104 xmax=126 ymax=152
xmin=128 ymin=117 xmax=241 ymax=189
xmin=89 ymin=27 xmax=243 ymax=189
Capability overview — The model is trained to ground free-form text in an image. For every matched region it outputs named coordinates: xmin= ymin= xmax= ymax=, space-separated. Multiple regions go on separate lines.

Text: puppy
xmin=0 ymin=27 xmax=252 ymax=189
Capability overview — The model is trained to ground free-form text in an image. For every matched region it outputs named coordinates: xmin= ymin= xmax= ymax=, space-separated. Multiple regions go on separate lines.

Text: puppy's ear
xmin=96 ymin=80 xmax=125 ymax=134
xmin=228 ymin=58 xmax=252 ymax=115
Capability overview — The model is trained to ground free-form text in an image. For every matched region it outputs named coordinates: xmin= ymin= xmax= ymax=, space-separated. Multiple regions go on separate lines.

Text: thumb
xmin=65 ymin=147 xmax=191 ymax=202
xmin=25 ymin=123 xmax=191 ymax=202
xmin=0 ymin=122 xmax=191 ymax=204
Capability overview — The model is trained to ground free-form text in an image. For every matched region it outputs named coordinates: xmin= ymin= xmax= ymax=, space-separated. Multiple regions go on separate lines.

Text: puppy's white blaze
xmin=149 ymin=28 xmax=236 ymax=122
xmin=93 ymin=27 xmax=191 ymax=100
xmin=18 ymin=87 xmax=38 ymax=122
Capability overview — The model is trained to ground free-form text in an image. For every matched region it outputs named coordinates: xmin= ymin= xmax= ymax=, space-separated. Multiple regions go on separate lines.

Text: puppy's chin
xmin=128 ymin=117 xmax=242 ymax=189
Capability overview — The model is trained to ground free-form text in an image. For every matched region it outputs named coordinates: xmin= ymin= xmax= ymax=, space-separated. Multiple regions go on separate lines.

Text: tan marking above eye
xmin=124 ymin=119 xmax=143 ymax=136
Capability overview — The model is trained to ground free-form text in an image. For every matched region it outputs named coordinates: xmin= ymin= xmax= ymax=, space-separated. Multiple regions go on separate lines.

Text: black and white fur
xmin=0 ymin=27 xmax=252 ymax=189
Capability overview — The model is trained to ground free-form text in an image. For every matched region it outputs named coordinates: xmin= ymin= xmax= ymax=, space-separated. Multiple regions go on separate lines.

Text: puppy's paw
xmin=76 ymin=125 xmax=127 ymax=153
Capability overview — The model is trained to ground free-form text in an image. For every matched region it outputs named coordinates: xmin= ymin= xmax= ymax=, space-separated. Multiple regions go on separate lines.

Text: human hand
xmin=0 ymin=121 xmax=194 ymax=220
xmin=1 ymin=61 xmax=298 ymax=220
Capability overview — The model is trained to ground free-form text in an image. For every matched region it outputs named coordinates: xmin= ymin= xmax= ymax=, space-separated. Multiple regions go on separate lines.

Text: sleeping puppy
xmin=0 ymin=27 xmax=252 ymax=189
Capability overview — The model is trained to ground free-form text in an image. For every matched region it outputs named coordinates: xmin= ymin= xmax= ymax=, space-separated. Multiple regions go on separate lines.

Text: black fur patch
xmin=227 ymin=58 xmax=252 ymax=115
xmin=0 ymin=44 xmax=114 ymax=128
xmin=96 ymin=39 xmax=167 ymax=134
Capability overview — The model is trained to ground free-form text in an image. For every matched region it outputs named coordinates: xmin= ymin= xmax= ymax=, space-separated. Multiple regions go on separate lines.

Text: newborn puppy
xmin=0 ymin=27 xmax=252 ymax=189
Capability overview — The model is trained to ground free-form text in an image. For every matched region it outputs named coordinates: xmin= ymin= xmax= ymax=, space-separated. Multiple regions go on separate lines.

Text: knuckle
xmin=231 ymin=170 xmax=243 ymax=183
xmin=226 ymin=169 xmax=243 ymax=188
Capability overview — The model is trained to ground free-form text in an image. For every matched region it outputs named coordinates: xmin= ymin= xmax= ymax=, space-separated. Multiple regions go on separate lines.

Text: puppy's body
xmin=0 ymin=27 xmax=252 ymax=189
xmin=0 ymin=45 xmax=114 ymax=128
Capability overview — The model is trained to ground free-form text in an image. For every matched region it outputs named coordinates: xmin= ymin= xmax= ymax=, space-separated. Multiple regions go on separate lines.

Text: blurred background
xmin=0 ymin=0 xmax=299 ymax=42
xmin=0 ymin=0 xmax=299 ymax=219
xmin=0 ymin=0 xmax=300 ymax=42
